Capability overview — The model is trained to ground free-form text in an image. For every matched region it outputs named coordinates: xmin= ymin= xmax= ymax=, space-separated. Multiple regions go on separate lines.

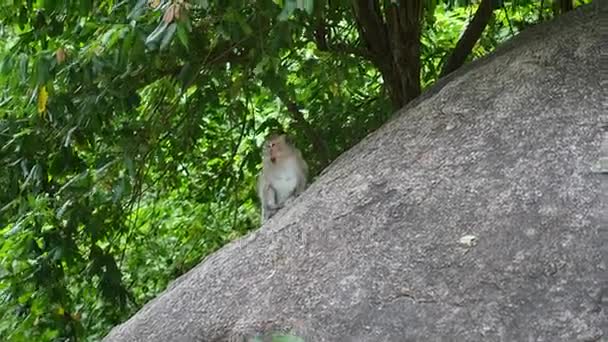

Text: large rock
xmin=104 ymin=3 xmax=607 ymax=341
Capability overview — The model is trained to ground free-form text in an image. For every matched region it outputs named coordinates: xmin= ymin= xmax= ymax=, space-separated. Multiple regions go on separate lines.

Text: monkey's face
xmin=267 ymin=135 xmax=287 ymax=163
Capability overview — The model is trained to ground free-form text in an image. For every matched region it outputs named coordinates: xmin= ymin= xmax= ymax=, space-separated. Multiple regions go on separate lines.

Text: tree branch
xmin=556 ymin=0 xmax=573 ymax=14
xmin=382 ymin=1 xmax=423 ymax=108
xmin=440 ymin=0 xmax=494 ymax=77
xmin=351 ymin=0 xmax=390 ymax=60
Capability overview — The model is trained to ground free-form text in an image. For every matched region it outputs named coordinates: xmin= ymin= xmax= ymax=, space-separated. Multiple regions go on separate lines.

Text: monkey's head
xmin=265 ymin=134 xmax=292 ymax=163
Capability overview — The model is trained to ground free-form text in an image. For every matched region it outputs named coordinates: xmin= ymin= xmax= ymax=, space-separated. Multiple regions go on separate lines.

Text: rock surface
xmin=104 ymin=4 xmax=607 ymax=341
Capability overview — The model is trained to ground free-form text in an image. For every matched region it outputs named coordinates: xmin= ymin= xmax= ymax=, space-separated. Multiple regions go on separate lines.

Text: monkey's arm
xmin=257 ymin=175 xmax=271 ymax=222
xmin=263 ymin=184 xmax=282 ymax=210
xmin=259 ymin=174 xmax=282 ymax=223
xmin=262 ymin=186 xmax=282 ymax=222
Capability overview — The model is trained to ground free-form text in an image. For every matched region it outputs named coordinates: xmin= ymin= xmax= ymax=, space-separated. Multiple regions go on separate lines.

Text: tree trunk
xmin=557 ymin=0 xmax=574 ymax=13
xmin=352 ymin=0 xmax=423 ymax=110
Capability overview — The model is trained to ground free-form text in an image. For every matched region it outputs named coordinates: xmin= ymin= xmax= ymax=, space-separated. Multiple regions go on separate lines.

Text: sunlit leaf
xmin=37 ymin=85 xmax=48 ymax=114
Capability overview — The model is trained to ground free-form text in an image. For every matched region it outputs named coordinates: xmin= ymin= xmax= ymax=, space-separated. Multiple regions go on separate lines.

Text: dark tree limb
xmin=555 ymin=0 xmax=574 ymax=14
xmin=352 ymin=0 xmax=390 ymax=58
xmin=314 ymin=20 xmax=329 ymax=50
xmin=352 ymin=0 xmax=423 ymax=110
xmin=384 ymin=1 xmax=423 ymax=108
xmin=440 ymin=0 xmax=495 ymax=77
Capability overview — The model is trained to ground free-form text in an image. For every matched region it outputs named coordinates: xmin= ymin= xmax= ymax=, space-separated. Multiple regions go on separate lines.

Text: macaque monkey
xmin=257 ymin=134 xmax=309 ymax=223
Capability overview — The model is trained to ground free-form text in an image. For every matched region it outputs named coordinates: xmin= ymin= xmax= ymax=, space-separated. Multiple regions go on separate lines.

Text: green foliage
xmin=0 ymin=0 xmax=590 ymax=340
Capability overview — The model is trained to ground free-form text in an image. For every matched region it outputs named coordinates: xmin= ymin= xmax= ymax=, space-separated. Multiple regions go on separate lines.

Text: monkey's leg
xmin=263 ymin=206 xmax=283 ymax=222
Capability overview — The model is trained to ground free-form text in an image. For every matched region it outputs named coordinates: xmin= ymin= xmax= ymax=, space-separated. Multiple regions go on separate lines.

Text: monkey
xmin=257 ymin=133 xmax=309 ymax=223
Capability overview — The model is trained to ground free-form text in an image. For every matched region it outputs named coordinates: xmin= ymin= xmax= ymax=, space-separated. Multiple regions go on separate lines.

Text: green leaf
xmin=128 ymin=0 xmax=148 ymax=20
xmin=4 ymin=222 xmax=23 ymax=237
xmin=79 ymin=0 xmax=92 ymax=16
xmin=17 ymin=292 xmax=31 ymax=304
xmin=0 ymin=55 xmax=13 ymax=75
xmin=234 ymin=13 xmax=253 ymax=35
xmin=41 ymin=330 xmax=60 ymax=340
xmin=18 ymin=53 xmax=28 ymax=83
xmin=176 ymin=21 xmax=190 ymax=50
xmin=44 ymin=0 xmax=58 ymax=13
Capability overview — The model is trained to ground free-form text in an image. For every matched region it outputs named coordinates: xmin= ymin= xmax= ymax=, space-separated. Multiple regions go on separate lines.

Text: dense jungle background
xmin=0 ymin=0 xmax=592 ymax=340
